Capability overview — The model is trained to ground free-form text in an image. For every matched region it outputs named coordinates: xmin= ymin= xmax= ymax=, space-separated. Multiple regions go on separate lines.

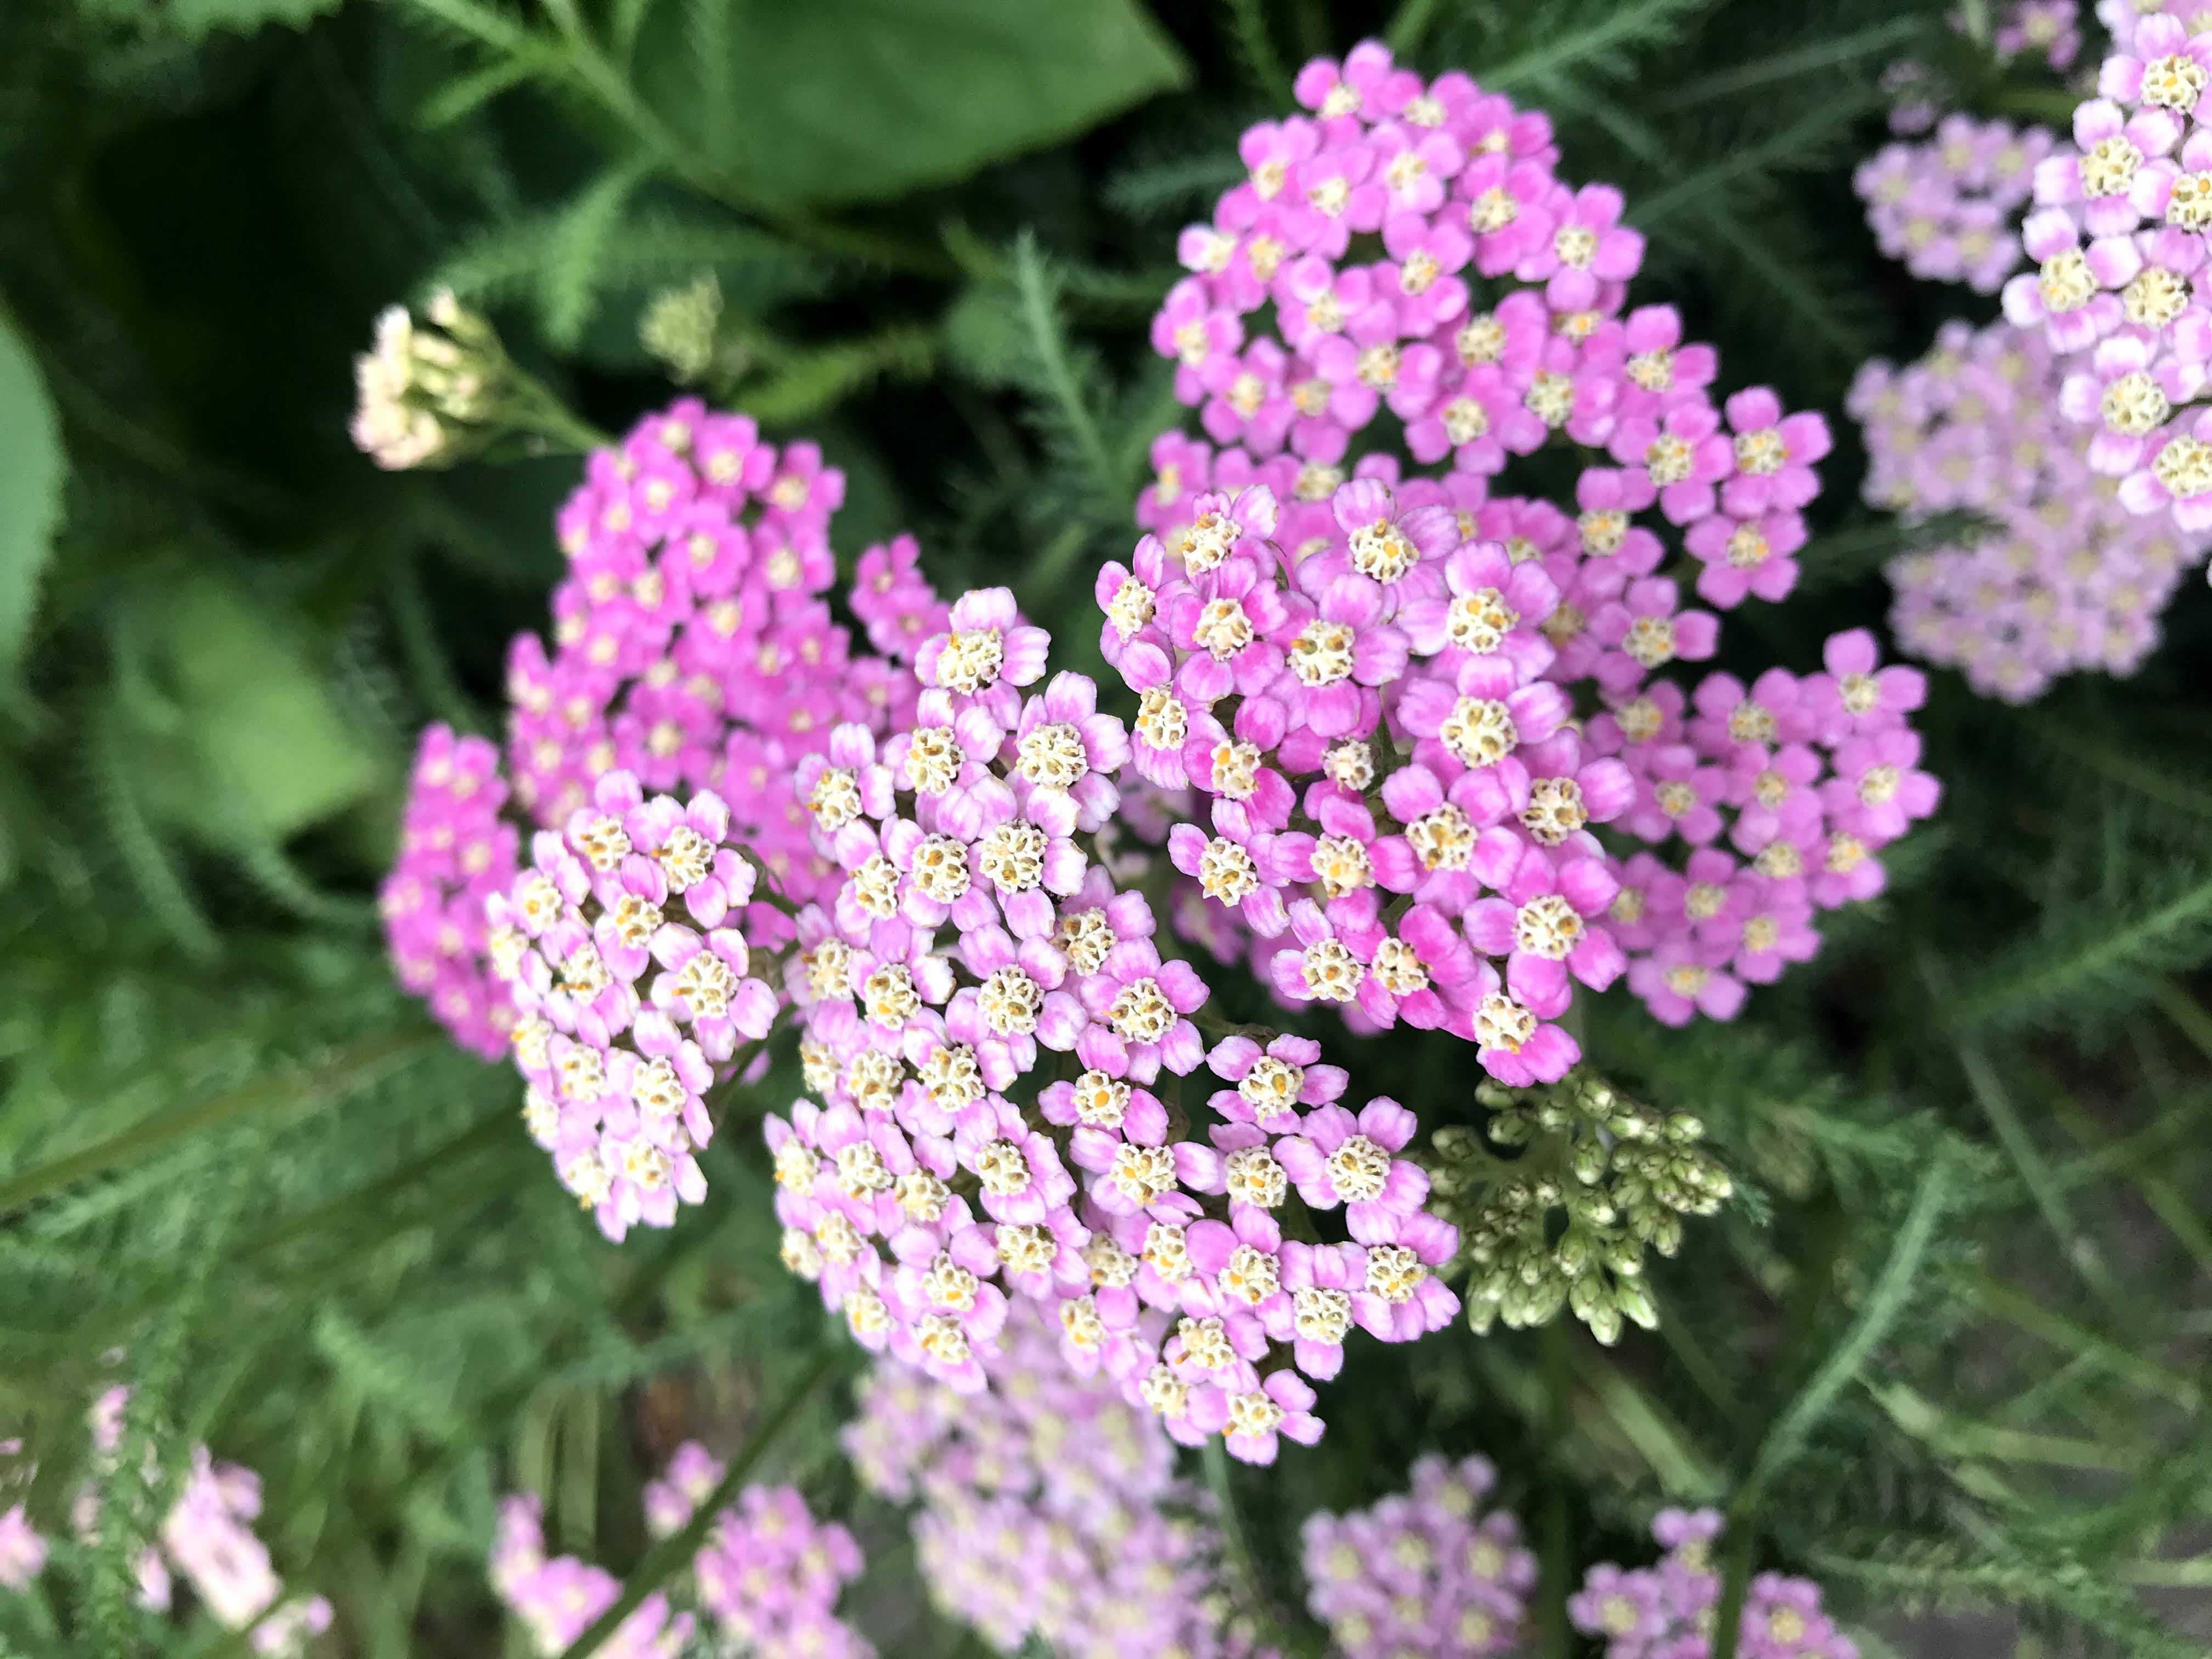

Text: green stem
xmin=1708 ymin=1519 xmax=1758 ymax=1659
xmin=558 ymin=1349 xmax=839 ymax=1659
xmin=1538 ymin=1320 xmax=1572 ymax=1659
xmin=1201 ymin=1435 xmax=1294 ymax=1652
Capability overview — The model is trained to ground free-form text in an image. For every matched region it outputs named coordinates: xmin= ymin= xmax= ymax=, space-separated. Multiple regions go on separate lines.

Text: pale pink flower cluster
xmin=1855 ymin=318 xmax=2203 ymax=699
xmin=483 ymin=768 xmax=780 ymax=1239
xmin=0 ymin=1440 xmax=39 ymax=1595
xmin=490 ymin=1446 xmax=870 ymax=1659
xmin=380 ymin=725 xmax=520 ymax=1059
xmin=1855 ymin=116 xmax=2052 ymax=293
xmin=383 ymin=398 xmax=943 ymax=1064
xmin=36 ymin=1390 xmax=336 ymax=1657
xmin=1996 ymin=0 xmax=2082 ymax=69
xmin=2001 ymin=9 xmax=2212 ymax=543
xmin=1138 ymin=40 xmax=1934 ymax=1051
xmin=1569 ymin=1509 xmax=1858 ymax=1659
xmin=768 ymin=583 xmax=1460 ymax=1462
xmin=378 ymin=406 xmax=1474 ymax=1451
xmin=490 ymin=1494 xmax=692 ymax=1659
xmin=1300 ymin=1453 xmax=1536 ymax=1657
xmin=843 ymin=1300 xmax=1275 ymax=1659
xmin=506 ymin=400 xmax=940 ymax=922
xmin=2100 ymin=1 xmax=2212 ymax=57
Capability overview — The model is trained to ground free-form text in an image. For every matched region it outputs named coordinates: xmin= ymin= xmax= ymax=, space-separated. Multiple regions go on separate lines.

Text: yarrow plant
xmin=490 ymin=1448 xmax=870 ymax=1659
xmin=844 ymin=1300 xmax=1272 ymax=1658
xmin=1854 ymin=318 xmax=2203 ymax=701
xmin=371 ymin=33 xmax=1942 ymax=1456
xmin=486 ymin=766 xmax=780 ymax=1239
xmin=1141 ymin=37 xmax=1936 ymax=1056
xmin=1299 ymin=1452 xmax=1536 ymax=1657
xmin=1568 ymin=1509 xmax=1858 ymax=1659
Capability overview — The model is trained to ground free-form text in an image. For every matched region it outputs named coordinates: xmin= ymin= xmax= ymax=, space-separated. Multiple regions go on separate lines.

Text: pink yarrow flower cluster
xmin=1855 ymin=115 xmax=2051 ymax=294
xmin=381 ymin=726 xmax=522 ymax=1059
xmin=1140 ymin=40 xmax=1932 ymax=1053
xmin=1300 ymin=1453 xmax=1537 ymax=1657
xmin=383 ymin=403 xmax=949 ymax=1058
xmin=2099 ymin=1 xmax=2212 ymax=58
xmin=490 ymin=1494 xmax=693 ymax=1659
xmin=484 ymin=768 xmax=780 ymax=1239
xmin=843 ymin=1300 xmax=1276 ymax=1659
xmin=505 ymin=400 xmax=944 ymax=946
xmin=1996 ymin=0 xmax=2082 ymax=69
xmin=1568 ymin=1509 xmax=1858 ymax=1659
xmin=768 ymin=585 xmax=1462 ymax=1462
xmin=0 ymin=1505 xmax=41 ymax=1594
xmin=1999 ymin=8 xmax=2212 ymax=551
xmin=493 ymin=1450 xmax=871 ymax=1659
xmin=1855 ymin=318 xmax=2204 ymax=700
xmin=0 ymin=1441 xmax=40 ymax=1596
xmin=54 ymin=1389 xmax=334 ymax=1658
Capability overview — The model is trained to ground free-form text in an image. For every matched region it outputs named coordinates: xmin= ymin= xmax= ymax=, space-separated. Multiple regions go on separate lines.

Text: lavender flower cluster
xmin=0 ymin=1391 xmax=332 ymax=1657
xmin=492 ymin=1448 xmax=869 ymax=1659
xmin=1138 ymin=39 xmax=1936 ymax=1047
xmin=1570 ymin=1509 xmax=1858 ymax=1659
xmin=2001 ymin=0 xmax=2085 ymax=70
xmin=1299 ymin=1452 xmax=1536 ymax=1656
xmin=844 ymin=1300 xmax=1272 ymax=1659
xmin=1855 ymin=317 xmax=2203 ymax=700
xmin=1855 ymin=116 xmax=2051 ymax=294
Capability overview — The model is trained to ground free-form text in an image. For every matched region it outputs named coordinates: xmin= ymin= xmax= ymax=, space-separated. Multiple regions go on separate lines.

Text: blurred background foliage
xmin=2 ymin=0 xmax=2211 ymax=1654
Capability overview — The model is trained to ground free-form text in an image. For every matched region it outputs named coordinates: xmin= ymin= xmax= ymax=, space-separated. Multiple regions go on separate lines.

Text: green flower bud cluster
xmin=640 ymin=274 xmax=728 ymax=386
xmin=1427 ymin=1070 xmax=1732 ymax=1345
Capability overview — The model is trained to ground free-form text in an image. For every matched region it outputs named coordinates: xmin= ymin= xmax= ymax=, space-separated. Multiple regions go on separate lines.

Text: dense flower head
xmin=1855 ymin=116 xmax=2050 ymax=294
xmin=1997 ymin=0 xmax=2081 ymax=70
xmin=1569 ymin=1509 xmax=1857 ymax=1659
xmin=484 ymin=767 xmax=780 ymax=1240
xmin=844 ymin=1300 xmax=1275 ymax=1659
xmin=504 ymin=398 xmax=943 ymax=945
xmin=1855 ymin=318 xmax=2205 ymax=700
xmin=1140 ymin=39 xmax=1930 ymax=1052
xmin=489 ymin=1493 xmax=695 ymax=1659
xmin=381 ymin=725 xmax=522 ymax=1059
xmin=493 ymin=1451 xmax=870 ymax=1659
xmin=1996 ymin=6 xmax=2212 ymax=556
xmin=766 ymin=587 xmax=1465 ymax=1461
xmin=383 ymin=401 xmax=951 ymax=1061
xmin=1300 ymin=1452 xmax=1537 ymax=1657
xmin=50 ymin=1390 xmax=332 ymax=1658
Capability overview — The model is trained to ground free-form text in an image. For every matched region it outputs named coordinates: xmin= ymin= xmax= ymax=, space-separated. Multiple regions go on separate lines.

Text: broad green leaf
xmin=0 ymin=309 xmax=63 ymax=680
xmin=142 ymin=575 xmax=380 ymax=844
xmin=639 ymin=0 xmax=1189 ymax=207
